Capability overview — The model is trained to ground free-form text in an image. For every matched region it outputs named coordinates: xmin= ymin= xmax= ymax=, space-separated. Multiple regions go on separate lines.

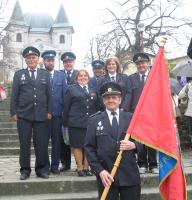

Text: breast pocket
xmin=19 ymin=80 xmax=29 ymax=85
xmin=96 ymin=130 xmax=109 ymax=147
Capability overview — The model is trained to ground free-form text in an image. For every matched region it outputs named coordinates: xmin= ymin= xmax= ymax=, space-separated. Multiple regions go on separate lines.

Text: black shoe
xmin=84 ymin=170 xmax=93 ymax=176
xmin=20 ymin=173 xmax=29 ymax=180
xmin=37 ymin=173 xmax=49 ymax=179
xmin=60 ymin=165 xmax=70 ymax=172
xmin=51 ymin=169 xmax=60 ymax=175
xmin=77 ymin=170 xmax=86 ymax=177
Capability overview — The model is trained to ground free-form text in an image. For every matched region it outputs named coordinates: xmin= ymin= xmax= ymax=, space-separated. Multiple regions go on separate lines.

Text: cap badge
xmin=29 ymin=50 xmax=32 ymax=54
xmin=108 ymin=88 xmax=112 ymax=92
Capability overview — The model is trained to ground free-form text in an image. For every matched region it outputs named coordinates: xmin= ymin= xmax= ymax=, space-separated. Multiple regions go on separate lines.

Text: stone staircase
xmin=0 ymin=96 xmax=192 ymax=199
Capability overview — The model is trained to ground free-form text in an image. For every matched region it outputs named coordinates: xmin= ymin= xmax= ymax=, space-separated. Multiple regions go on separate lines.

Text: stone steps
xmin=0 ymin=127 xmax=18 ymax=134
xmin=0 ymin=133 xmax=18 ymax=141
xmin=0 ymin=147 xmax=52 ymax=155
xmin=0 ymin=122 xmax=17 ymax=128
xmin=0 ymin=174 xmax=191 ymax=200
xmin=0 ymin=140 xmax=19 ymax=147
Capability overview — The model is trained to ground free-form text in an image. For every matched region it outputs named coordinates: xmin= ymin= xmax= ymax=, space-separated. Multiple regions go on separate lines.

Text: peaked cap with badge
xmin=22 ymin=46 xmax=40 ymax=58
xmin=99 ymin=82 xmax=122 ymax=97
xmin=91 ymin=60 xmax=105 ymax=69
xmin=133 ymin=52 xmax=150 ymax=63
xmin=41 ymin=50 xmax=56 ymax=59
xmin=61 ymin=52 xmax=76 ymax=62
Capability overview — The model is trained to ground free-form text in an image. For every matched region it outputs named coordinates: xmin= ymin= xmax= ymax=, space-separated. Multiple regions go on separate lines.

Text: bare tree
xmin=86 ymin=0 xmax=192 ymax=70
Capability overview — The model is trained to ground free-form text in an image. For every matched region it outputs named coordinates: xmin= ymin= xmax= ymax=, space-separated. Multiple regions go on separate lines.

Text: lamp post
xmin=137 ymin=22 xmax=145 ymax=52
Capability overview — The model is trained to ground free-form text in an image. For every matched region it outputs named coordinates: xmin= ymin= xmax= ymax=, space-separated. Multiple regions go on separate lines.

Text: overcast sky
xmin=2 ymin=0 xmax=192 ymax=67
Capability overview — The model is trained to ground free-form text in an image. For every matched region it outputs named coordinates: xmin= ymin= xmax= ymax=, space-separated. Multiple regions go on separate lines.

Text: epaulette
xmin=89 ymin=111 xmax=102 ymax=118
xmin=17 ymin=68 xmax=25 ymax=72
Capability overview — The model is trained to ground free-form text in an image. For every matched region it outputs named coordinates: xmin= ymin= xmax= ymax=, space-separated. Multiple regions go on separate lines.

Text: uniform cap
xmin=61 ymin=52 xmax=76 ymax=61
xmin=22 ymin=46 xmax=40 ymax=58
xmin=133 ymin=52 xmax=149 ymax=63
xmin=41 ymin=50 xmax=56 ymax=59
xmin=99 ymin=82 xmax=122 ymax=97
xmin=91 ymin=60 xmax=105 ymax=69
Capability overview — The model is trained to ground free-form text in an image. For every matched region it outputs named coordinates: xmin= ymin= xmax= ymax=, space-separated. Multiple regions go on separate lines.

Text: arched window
xmin=16 ymin=33 xmax=22 ymax=42
xmin=60 ymin=35 xmax=65 ymax=43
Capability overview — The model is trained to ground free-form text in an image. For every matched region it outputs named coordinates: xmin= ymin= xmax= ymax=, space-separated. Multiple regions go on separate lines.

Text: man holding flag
xmin=85 ymin=82 xmax=141 ymax=200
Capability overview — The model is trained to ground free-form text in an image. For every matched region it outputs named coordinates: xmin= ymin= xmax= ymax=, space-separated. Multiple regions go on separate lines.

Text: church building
xmin=2 ymin=0 xmax=74 ymax=81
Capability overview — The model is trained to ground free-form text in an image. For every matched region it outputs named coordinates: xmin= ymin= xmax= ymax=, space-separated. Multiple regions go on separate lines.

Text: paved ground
xmin=0 ymin=150 xmax=191 ymax=182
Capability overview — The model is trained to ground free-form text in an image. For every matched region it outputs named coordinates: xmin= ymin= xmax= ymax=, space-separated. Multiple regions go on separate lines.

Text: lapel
xmin=77 ymin=84 xmax=88 ymax=97
xmin=35 ymin=68 xmax=42 ymax=84
xmin=24 ymin=68 xmax=31 ymax=80
xmin=70 ymin=70 xmax=77 ymax=83
xmin=134 ymin=73 xmax=141 ymax=88
xmin=24 ymin=68 xmax=35 ymax=86
xmin=105 ymin=74 xmax=111 ymax=82
xmin=52 ymin=71 xmax=57 ymax=86
xmin=116 ymin=73 xmax=121 ymax=83
xmin=101 ymin=111 xmax=112 ymax=136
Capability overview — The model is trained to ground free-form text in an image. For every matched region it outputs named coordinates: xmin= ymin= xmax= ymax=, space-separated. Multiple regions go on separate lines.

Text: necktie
xmin=141 ymin=74 xmax=145 ymax=88
xmin=50 ymin=73 xmax=53 ymax=86
xmin=67 ymin=71 xmax=71 ymax=84
xmin=111 ymin=111 xmax=118 ymax=139
xmin=111 ymin=76 xmax=115 ymax=82
xmin=83 ymin=86 xmax=89 ymax=95
xmin=30 ymin=70 xmax=36 ymax=81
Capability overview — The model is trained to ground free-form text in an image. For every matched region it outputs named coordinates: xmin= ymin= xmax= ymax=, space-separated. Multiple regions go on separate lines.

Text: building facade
xmin=2 ymin=0 xmax=74 ymax=81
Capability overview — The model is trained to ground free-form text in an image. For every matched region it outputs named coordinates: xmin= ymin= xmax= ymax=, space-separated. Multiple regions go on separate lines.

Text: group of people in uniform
xmin=10 ymin=45 xmax=158 ymax=200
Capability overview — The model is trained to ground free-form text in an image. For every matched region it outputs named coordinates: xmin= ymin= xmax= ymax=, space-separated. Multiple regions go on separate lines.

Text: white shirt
xmin=109 ymin=72 xmax=117 ymax=81
xmin=28 ymin=68 xmax=37 ymax=79
xmin=65 ymin=70 xmax=73 ymax=77
xmin=49 ymin=70 xmax=54 ymax=78
xmin=139 ymin=70 xmax=149 ymax=82
xmin=106 ymin=108 xmax=119 ymax=125
xmin=80 ymin=84 xmax=89 ymax=93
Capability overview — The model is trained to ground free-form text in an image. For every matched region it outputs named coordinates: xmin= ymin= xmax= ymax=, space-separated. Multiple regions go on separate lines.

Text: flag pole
xmin=101 ymin=37 xmax=168 ymax=200
xmin=100 ymin=133 xmax=130 ymax=200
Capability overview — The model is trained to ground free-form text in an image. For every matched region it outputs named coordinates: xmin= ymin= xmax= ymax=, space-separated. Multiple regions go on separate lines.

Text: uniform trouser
xmin=47 ymin=116 xmax=62 ymax=170
xmin=137 ymin=145 xmax=157 ymax=170
xmin=60 ymin=133 xmax=71 ymax=168
xmin=97 ymin=182 xmax=141 ymax=200
xmin=17 ymin=118 xmax=49 ymax=175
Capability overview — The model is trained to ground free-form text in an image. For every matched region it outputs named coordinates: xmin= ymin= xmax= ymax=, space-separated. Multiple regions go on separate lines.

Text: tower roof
xmin=24 ymin=13 xmax=54 ymax=32
xmin=9 ymin=0 xmax=27 ymax=26
xmin=52 ymin=4 xmax=71 ymax=28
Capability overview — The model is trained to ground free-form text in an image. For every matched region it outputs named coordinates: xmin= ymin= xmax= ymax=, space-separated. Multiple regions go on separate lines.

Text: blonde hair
xmin=75 ymin=69 xmax=90 ymax=81
xmin=105 ymin=56 xmax=121 ymax=73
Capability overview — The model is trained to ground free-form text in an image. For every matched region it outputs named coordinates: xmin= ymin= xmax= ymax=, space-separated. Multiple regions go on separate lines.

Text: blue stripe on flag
xmin=159 ymin=152 xmax=177 ymax=182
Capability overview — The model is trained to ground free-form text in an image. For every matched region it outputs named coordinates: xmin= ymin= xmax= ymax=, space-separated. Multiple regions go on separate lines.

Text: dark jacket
xmin=10 ymin=68 xmax=52 ymax=121
xmin=84 ymin=111 xmax=141 ymax=186
xmin=63 ymin=84 xmax=98 ymax=128
xmin=61 ymin=69 xmax=78 ymax=85
xmin=88 ymin=76 xmax=102 ymax=93
xmin=51 ymin=70 xmax=67 ymax=116
xmin=98 ymin=73 xmax=130 ymax=111
xmin=126 ymin=72 xmax=145 ymax=113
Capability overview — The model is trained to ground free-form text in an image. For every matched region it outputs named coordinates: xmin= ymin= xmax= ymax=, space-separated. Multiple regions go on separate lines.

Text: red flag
xmin=127 ymin=47 xmax=187 ymax=200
